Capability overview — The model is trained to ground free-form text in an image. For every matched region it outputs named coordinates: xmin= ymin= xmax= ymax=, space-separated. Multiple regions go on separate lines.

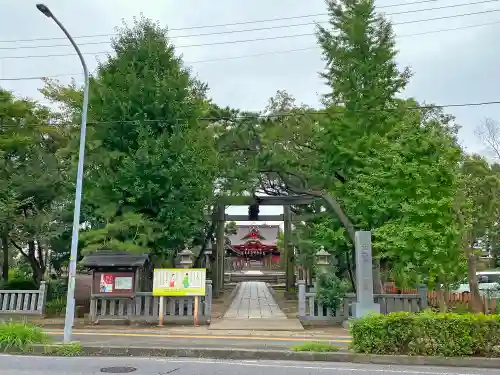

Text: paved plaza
xmin=209 ymin=281 xmax=304 ymax=330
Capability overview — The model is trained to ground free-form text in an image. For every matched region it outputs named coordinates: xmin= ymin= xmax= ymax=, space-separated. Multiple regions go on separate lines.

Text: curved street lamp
xmin=36 ymin=4 xmax=90 ymax=343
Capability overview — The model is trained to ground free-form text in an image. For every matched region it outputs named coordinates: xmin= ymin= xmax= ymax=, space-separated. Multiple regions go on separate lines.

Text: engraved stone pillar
xmin=352 ymin=231 xmax=380 ymax=318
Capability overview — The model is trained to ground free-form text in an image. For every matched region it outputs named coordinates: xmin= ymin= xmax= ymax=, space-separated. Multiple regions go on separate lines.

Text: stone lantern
xmin=315 ymin=246 xmax=331 ymax=275
xmin=179 ymin=247 xmax=194 ymax=269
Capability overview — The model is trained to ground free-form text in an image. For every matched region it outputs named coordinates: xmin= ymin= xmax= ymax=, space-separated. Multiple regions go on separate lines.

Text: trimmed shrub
xmin=45 ymin=297 xmax=67 ymax=317
xmin=350 ymin=311 xmax=500 ymax=357
xmin=316 ymin=268 xmax=349 ymax=314
xmin=0 ymin=321 xmax=49 ymax=352
xmin=46 ymin=279 xmax=68 ymax=301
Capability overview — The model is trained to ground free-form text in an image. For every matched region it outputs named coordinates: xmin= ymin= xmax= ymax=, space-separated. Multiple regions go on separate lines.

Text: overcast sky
xmin=1 ymin=0 xmax=500 ymax=220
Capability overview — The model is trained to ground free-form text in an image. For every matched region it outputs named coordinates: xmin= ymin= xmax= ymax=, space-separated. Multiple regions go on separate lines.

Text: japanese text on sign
xmin=153 ymin=268 xmax=206 ymax=296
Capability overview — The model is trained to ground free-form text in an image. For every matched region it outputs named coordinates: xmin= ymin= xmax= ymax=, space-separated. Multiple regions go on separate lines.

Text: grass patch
xmin=45 ymin=342 xmax=84 ymax=356
xmin=0 ymin=320 xmax=49 ymax=352
xmin=290 ymin=341 xmax=342 ymax=352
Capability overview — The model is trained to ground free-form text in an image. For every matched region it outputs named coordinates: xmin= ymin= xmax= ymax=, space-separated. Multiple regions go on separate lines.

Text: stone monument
xmin=352 ymin=231 xmax=380 ymax=318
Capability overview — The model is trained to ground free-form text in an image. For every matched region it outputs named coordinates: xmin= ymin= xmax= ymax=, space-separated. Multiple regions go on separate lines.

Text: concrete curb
xmin=20 ymin=345 xmax=500 ymax=369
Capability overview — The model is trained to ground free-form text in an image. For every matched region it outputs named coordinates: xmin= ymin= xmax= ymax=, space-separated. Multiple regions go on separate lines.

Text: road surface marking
xmin=44 ymin=331 xmax=351 ymax=342
xmin=157 ymin=358 xmax=486 ymax=374
xmin=2 ymin=355 xmax=482 ymax=375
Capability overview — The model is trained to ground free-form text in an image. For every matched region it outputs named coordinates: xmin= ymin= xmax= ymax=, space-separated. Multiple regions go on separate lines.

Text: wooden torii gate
xmin=211 ymin=195 xmax=316 ymax=298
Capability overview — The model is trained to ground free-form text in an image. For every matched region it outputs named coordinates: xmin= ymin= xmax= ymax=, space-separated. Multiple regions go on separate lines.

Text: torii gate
xmin=209 ymin=195 xmax=381 ymax=318
xmin=210 ymin=195 xmax=316 ymax=298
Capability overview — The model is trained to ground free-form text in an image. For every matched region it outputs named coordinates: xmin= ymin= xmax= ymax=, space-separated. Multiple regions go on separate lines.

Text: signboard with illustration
xmin=92 ymin=271 xmax=135 ymax=295
xmin=152 ymin=268 xmax=206 ymax=296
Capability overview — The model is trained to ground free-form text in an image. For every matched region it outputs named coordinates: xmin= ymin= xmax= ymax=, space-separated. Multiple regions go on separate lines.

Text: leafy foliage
xmin=1 ymin=0 xmax=498 ymax=299
xmin=459 ymin=155 xmax=500 ymax=250
xmin=350 ymin=311 xmax=500 ymax=357
xmin=0 ymin=321 xmax=49 ymax=352
xmin=44 ymin=342 xmax=84 ymax=357
xmin=45 ymin=298 xmax=67 ymax=318
xmin=0 ymin=89 xmax=70 ymax=284
xmin=41 ymin=17 xmax=219 ymax=262
xmin=233 ymin=0 xmax=467 ymax=291
xmin=315 ymin=268 xmax=349 ymax=313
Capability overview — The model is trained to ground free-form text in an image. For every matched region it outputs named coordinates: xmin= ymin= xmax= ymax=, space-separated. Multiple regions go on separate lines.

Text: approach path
xmin=224 ymin=281 xmax=286 ymax=319
xmin=209 ymin=281 xmax=304 ymax=330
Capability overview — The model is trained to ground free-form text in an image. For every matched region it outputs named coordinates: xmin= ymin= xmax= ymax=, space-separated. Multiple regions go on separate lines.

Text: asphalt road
xmin=45 ymin=330 xmax=351 ymax=350
xmin=1 ymin=355 xmax=497 ymax=375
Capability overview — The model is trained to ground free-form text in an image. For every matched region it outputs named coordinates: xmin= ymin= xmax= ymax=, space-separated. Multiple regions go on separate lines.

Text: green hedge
xmin=350 ymin=311 xmax=500 ymax=357
xmin=0 ymin=279 xmax=38 ymax=291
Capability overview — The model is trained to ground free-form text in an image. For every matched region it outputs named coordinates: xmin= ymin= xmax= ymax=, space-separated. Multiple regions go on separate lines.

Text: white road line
xmin=155 ymin=358 xmax=488 ymax=375
xmin=1 ymin=355 xmax=489 ymax=375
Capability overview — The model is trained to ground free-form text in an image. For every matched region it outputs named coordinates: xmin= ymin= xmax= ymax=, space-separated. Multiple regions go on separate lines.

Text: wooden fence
xmin=426 ymin=290 xmax=499 ymax=313
xmin=89 ymin=280 xmax=212 ymax=324
xmin=0 ymin=281 xmax=47 ymax=316
xmin=385 ymin=283 xmax=499 ymax=313
xmin=297 ymin=280 xmax=428 ymax=323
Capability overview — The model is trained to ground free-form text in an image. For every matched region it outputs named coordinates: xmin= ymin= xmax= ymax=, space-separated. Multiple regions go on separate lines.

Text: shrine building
xmin=226 ymin=224 xmax=281 ymax=269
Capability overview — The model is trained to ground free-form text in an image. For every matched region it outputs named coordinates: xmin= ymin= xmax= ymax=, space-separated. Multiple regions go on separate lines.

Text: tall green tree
xmin=42 ymin=17 xmax=219 ymax=262
xmin=457 ymin=155 xmax=500 ymax=311
xmin=312 ymin=0 xmax=465 ymax=289
xmin=0 ymin=88 xmax=69 ymax=284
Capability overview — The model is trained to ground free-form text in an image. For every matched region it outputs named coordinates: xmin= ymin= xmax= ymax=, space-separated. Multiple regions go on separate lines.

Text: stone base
xmin=209 ymin=317 xmax=304 ymax=331
xmin=352 ymin=302 xmax=380 ymax=318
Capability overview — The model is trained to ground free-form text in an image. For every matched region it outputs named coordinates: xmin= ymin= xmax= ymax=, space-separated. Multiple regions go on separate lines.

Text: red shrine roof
xmin=228 ymin=224 xmax=280 ymax=246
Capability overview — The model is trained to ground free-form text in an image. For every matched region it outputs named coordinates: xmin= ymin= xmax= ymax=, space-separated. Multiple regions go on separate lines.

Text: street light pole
xmin=36 ymin=4 xmax=90 ymax=343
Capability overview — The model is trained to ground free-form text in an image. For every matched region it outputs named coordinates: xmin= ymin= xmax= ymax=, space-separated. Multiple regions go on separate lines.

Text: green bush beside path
xmin=350 ymin=311 xmax=500 ymax=357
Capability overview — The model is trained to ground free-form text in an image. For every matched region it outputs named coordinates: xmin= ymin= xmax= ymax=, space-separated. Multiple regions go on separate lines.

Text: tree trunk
xmin=319 ymin=193 xmax=356 ymax=241
xmin=345 ymin=251 xmax=356 ymax=292
xmin=1 ymin=231 xmax=8 ymax=282
xmin=465 ymin=244 xmax=484 ymax=313
xmin=10 ymin=239 xmax=44 ymax=287
xmin=27 ymin=240 xmax=43 ymax=287
xmin=36 ymin=240 xmax=46 ymax=277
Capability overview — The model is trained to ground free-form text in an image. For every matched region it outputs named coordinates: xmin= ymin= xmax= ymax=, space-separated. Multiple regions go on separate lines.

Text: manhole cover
xmin=100 ymin=367 xmax=137 ymax=373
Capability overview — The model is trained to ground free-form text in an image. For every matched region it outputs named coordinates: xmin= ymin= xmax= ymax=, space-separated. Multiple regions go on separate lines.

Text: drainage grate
xmin=100 ymin=367 xmax=137 ymax=373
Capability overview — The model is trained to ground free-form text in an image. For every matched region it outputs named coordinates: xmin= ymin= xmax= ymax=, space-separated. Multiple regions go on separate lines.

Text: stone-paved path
xmin=224 ymin=281 xmax=287 ymax=319
xmin=209 ymin=281 xmax=304 ymax=331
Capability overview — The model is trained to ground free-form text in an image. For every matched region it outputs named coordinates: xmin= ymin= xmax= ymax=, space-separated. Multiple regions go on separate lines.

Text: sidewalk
xmin=43 ymin=326 xmax=352 ymax=350
xmin=30 ymin=317 xmax=348 ymax=337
